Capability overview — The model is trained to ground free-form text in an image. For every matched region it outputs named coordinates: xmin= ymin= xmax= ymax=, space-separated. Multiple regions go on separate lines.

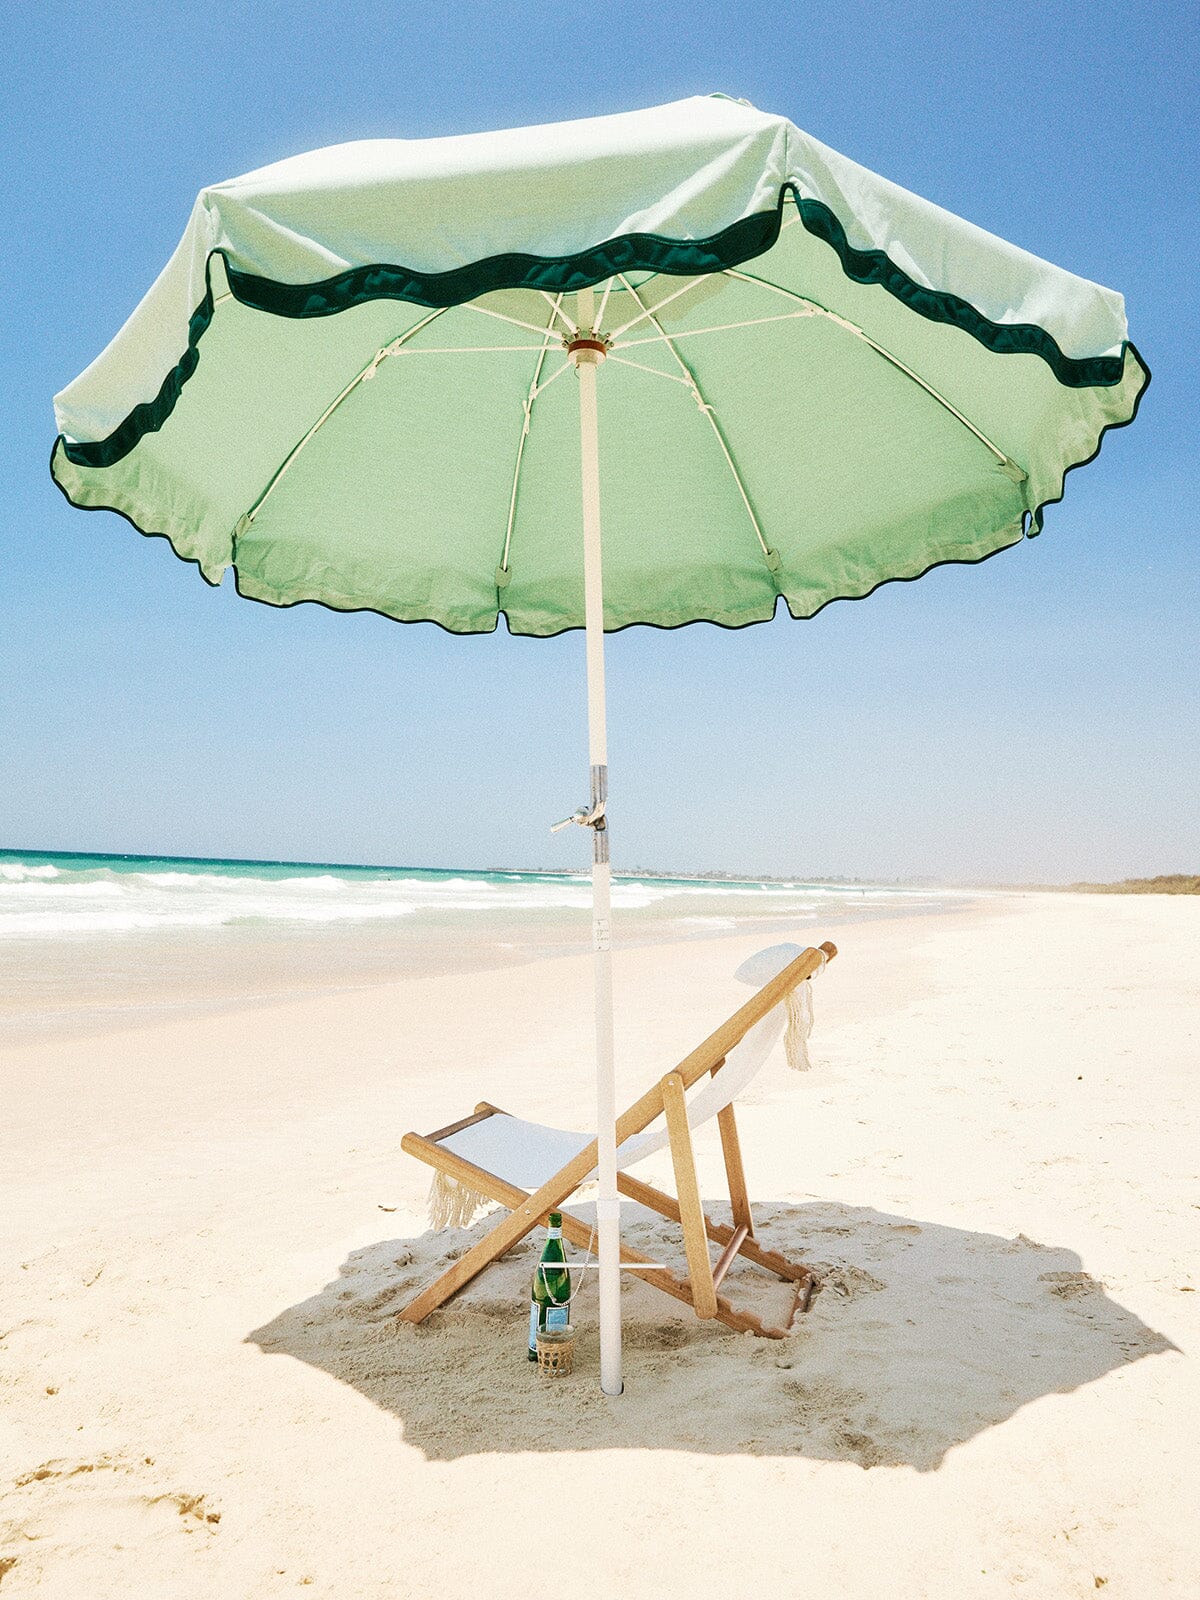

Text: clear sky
xmin=2 ymin=0 xmax=1195 ymax=883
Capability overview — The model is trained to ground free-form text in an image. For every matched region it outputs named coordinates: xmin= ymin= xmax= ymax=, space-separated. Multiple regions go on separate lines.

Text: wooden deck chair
xmin=399 ymin=940 xmax=836 ymax=1339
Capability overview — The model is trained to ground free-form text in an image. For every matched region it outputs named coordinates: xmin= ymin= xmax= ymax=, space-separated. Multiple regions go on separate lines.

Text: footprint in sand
xmin=13 ymin=1454 xmax=128 ymax=1487
xmin=145 ymin=1491 xmax=222 ymax=1526
xmin=781 ymin=1380 xmax=902 ymax=1469
xmin=624 ymin=1322 xmax=690 ymax=1351
xmin=811 ymin=1262 xmax=886 ymax=1301
xmin=1039 ymin=1270 xmax=1103 ymax=1298
xmin=830 ymin=1428 xmax=892 ymax=1469
xmin=6 ymin=1455 xmax=222 ymax=1589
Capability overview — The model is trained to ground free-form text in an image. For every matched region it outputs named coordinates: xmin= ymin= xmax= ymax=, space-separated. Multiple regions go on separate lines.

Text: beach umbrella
xmin=51 ymin=95 xmax=1147 ymax=1396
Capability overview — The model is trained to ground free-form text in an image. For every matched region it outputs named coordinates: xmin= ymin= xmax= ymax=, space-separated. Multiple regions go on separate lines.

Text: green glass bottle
xmin=528 ymin=1212 xmax=572 ymax=1360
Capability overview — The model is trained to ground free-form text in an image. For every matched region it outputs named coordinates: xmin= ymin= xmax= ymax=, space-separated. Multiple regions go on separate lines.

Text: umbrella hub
xmin=565 ymin=330 xmax=612 ymax=367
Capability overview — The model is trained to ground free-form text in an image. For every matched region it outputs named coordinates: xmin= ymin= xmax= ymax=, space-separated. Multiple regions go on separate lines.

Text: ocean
xmin=0 ymin=849 xmax=965 ymax=1041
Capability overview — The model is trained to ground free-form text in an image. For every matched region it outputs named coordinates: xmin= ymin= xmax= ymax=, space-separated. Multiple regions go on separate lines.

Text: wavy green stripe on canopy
xmin=50 ymin=96 xmax=1148 ymax=637
xmin=58 ymin=187 xmax=1139 ymax=475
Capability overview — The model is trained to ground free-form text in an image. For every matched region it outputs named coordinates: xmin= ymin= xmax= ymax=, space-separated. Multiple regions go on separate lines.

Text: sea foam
xmin=0 ymin=851 xmax=953 ymax=940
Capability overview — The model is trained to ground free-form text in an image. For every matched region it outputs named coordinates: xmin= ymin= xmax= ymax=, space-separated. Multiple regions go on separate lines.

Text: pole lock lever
xmin=550 ymin=799 xmax=607 ymax=833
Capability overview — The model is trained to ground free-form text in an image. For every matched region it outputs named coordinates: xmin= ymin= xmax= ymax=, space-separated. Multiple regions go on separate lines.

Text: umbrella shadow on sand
xmin=247 ymin=1200 xmax=1174 ymax=1468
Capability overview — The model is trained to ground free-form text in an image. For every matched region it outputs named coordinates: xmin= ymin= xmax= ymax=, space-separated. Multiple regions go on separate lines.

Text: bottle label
xmin=529 ymin=1301 xmax=540 ymax=1353
xmin=546 ymin=1227 xmax=562 ymax=1239
xmin=545 ymin=1305 xmax=569 ymax=1332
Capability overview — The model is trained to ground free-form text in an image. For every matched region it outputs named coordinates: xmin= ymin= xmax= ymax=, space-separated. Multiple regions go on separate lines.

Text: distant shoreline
xmin=0 ymin=846 xmax=945 ymax=891
xmin=4 ymin=847 xmax=1192 ymax=894
xmin=1047 ymin=875 xmax=1199 ymax=895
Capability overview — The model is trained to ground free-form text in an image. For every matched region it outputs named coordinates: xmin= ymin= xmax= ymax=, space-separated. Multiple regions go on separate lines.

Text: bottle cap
xmin=548 ymin=1212 xmax=563 ymax=1227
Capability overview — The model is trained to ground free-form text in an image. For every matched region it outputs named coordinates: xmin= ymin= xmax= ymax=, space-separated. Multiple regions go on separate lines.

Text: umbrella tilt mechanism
xmin=550 ymin=766 xmax=607 ymax=836
xmin=550 ymin=801 xmax=606 ymax=833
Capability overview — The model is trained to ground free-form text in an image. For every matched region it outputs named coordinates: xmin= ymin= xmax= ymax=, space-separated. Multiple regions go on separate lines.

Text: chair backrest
xmin=614 ymin=943 xmax=812 ymax=1171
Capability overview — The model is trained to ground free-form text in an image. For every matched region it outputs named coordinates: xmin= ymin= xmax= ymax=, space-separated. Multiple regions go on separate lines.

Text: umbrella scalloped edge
xmin=49 ymin=182 xmax=1151 ymax=633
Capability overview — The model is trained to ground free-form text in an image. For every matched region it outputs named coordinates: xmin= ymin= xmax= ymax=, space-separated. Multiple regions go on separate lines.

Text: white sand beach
xmin=1 ymin=891 xmax=1196 ymax=1598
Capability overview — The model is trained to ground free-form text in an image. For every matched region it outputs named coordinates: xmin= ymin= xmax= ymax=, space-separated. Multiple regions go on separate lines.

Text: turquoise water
xmin=0 ymin=848 xmax=965 ymax=1040
xmin=0 ymin=848 xmax=944 ymax=940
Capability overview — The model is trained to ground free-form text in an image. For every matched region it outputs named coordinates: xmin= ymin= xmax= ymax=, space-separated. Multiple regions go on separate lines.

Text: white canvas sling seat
xmin=399 ymin=939 xmax=835 ymax=1340
xmin=432 ymin=951 xmax=802 ymax=1204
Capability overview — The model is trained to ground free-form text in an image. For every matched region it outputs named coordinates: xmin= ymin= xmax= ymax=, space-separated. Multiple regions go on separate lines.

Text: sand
xmin=1 ymin=893 xmax=1196 ymax=1597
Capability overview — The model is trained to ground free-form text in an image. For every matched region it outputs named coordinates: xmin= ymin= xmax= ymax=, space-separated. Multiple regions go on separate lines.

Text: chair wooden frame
xmin=398 ymin=941 xmax=836 ymax=1339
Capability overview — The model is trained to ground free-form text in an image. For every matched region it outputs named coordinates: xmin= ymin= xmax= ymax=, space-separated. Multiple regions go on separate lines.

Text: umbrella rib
xmin=466 ymin=301 xmax=571 ymax=341
xmin=237 ymin=308 xmax=449 ymax=531
xmin=531 ymin=356 xmax=572 ymax=395
xmin=540 ymin=291 xmax=578 ymax=336
xmin=607 ymin=354 xmax=696 ymax=388
xmin=616 ymin=275 xmax=779 ymax=572
xmin=613 ymin=309 xmax=819 ymax=348
xmin=498 ymin=295 xmax=569 ymax=583
xmin=723 ymin=269 xmax=1025 ymax=477
xmin=380 ymin=343 xmax=548 ymax=354
xmin=594 ymin=276 xmax=616 ymax=331
xmin=607 ymin=275 xmax=709 ymax=339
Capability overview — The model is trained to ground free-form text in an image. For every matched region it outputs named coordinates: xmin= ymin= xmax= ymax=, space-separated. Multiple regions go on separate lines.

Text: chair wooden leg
xmin=711 ymin=1075 xmax=754 ymax=1237
xmin=398 ymin=1227 xmax=524 ymax=1324
xmin=663 ymin=1072 xmax=718 ymax=1319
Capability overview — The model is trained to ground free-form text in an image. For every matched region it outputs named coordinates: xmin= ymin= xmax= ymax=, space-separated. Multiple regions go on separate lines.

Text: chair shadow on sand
xmin=247 ymin=1199 xmax=1175 ymax=1469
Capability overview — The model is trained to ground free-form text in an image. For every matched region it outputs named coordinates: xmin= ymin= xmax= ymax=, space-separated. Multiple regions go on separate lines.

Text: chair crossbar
xmin=711 ymin=1225 xmax=751 ymax=1292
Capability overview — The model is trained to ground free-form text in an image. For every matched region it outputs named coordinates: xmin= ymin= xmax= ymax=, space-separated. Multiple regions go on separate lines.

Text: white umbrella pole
xmin=573 ymin=286 xmax=622 ymax=1396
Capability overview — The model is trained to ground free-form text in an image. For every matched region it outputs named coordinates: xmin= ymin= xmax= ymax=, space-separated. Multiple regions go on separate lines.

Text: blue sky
xmin=2 ymin=0 xmax=1195 ymax=882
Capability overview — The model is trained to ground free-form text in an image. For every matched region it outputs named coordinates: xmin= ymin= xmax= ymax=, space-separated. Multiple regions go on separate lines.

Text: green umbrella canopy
xmin=51 ymin=94 xmax=1147 ymax=635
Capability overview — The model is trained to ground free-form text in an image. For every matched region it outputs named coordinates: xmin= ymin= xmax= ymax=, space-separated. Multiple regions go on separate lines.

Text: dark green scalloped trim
xmin=56 ymin=182 xmax=1144 ymax=474
xmin=225 ymin=204 xmax=782 ymax=318
xmin=792 ymin=193 xmax=1129 ymax=389
xmin=57 ymin=206 xmax=784 ymax=472
xmin=1027 ymin=333 xmax=1150 ymax=534
xmin=63 ymin=264 xmax=218 ymax=472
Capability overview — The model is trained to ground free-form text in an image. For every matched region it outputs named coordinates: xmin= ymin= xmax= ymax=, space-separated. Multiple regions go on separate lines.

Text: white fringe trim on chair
xmin=427 ymin=1168 xmax=489 ymax=1230
xmin=783 ymin=950 xmax=827 ymax=1071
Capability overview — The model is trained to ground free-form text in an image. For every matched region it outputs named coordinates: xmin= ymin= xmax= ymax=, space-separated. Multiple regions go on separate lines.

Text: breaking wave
xmin=0 ymin=851 xmax=955 ymax=939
